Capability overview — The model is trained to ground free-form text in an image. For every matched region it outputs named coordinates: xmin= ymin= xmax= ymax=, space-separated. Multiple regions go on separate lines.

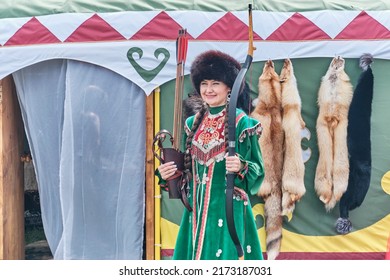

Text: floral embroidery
xmin=191 ymin=110 xmax=226 ymax=166
xmin=216 ymin=249 xmax=222 ymax=258
xmin=198 ymin=117 xmax=224 ymax=146
xmin=218 ymin=219 xmax=223 ymax=227
xmin=246 ymin=245 xmax=252 ymax=253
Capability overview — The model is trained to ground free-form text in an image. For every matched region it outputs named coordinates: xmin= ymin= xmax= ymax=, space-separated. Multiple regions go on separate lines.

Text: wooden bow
xmin=225 ymin=4 xmax=256 ymax=260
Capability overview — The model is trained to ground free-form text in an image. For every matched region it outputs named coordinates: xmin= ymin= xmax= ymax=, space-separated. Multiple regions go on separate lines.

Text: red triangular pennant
xmin=65 ymin=14 xmax=126 ymax=42
xmin=131 ymin=11 xmax=194 ymax=40
xmin=267 ymin=12 xmax=331 ymax=41
xmin=5 ymin=17 xmax=60 ymax=46
xmin=335 ymin=11 xmax=390 ymax=39
xmin=197 ymin=12 xmax=262 ymax=40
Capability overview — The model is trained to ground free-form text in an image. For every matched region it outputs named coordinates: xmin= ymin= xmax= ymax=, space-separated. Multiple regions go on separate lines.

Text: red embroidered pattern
xmin=197 ymin=117 xmax=224 ymax=145
xmin=192 ymin=110 xmax=226 ymax=165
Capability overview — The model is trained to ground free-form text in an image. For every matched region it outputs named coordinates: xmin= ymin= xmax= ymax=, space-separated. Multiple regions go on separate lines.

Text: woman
xmin=158 ymin=50 xmax=265 ymax=260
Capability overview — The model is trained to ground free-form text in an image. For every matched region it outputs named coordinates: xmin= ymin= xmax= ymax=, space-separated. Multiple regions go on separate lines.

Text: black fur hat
xmin=190 ymin=50 xmax=241 ymax=94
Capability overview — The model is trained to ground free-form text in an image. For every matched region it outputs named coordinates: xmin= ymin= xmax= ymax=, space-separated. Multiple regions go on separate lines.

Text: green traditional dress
xmin=173 ymin=106 xmax=265 ymax=260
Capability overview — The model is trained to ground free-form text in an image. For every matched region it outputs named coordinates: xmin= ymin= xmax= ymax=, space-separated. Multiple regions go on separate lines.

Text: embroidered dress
xmin=173 ymin=106 xmax=265 ymax=260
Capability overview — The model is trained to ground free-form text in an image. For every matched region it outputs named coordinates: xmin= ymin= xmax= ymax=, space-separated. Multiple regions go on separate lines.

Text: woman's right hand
xmin=158 ymin=161 xmax=177 ymax=180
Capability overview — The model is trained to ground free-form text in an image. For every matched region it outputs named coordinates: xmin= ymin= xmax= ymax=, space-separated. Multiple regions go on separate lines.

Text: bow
xmin=225 ymin=4 xmax=256 ymax=260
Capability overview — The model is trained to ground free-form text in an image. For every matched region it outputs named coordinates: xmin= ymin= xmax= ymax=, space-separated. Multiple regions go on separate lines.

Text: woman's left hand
xmin=225 ymin=154 xmax=243 ymax=173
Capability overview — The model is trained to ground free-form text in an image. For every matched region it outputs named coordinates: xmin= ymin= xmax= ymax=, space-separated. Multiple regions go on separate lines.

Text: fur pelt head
xmin=190 ymin=50 xmax=241 ymax=94
xmin=359 ymin=53 xmax=373 ymax=71
xmin=330 ymin=56 xmax=345 ymax=71
xmin=254 ymin=60 xmax=282 ymax=109
xmin=325 ymin=56 xmax=348 ymax=82
xmin=259 ymin=60 xmax=279 ymax=82
xmin=279 ymin=58 xmax=295 ymax=84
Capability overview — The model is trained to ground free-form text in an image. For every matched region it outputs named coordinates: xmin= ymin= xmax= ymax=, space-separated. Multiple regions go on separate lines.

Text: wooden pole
xmin=153 ymin=88 xmax=161 ymax=260
xmin=145 ymin=90 xmax=155 ymax=260
xmin=0 ymin=76 xmax=25 ymax=260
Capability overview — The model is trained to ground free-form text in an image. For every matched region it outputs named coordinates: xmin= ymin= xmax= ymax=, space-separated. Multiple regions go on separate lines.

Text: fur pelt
xmin=315 ymin=56 xmax=353 ymax=211
xmin=336 ymin=54 xmax=374 ymax=234
xmin=251 ymin=60 xmax=283 ymax=260
xmin=251 ymin=60 xmax=284 ymax=199
xmin=279 ymin=58 xmax=306 ymax=216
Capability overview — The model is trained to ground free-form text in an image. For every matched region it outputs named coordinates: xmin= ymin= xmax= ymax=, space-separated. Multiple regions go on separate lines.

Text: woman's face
xmin=199 ymin=80 xmax=230 ymax=107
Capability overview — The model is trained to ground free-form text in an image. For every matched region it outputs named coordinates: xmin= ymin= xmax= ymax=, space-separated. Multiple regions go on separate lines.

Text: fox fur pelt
xmin=251 ymin=60 xmax=284 ymax=260
xmin=279 ymin=58 xmax=306 ymax=216
xmin=251 ymin=60 xmax=284 ymax=199
xmin=336 ymin=54 xmax=374 ymax=234
xmin=315 ymin=56 xmax=353 ymax=211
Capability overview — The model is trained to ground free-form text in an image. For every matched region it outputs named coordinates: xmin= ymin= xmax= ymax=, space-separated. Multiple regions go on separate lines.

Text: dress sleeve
xmin=154 ymin=169 xmax=168 ymax=191
xmin=234 ymin=115 xmax=265 ymax=195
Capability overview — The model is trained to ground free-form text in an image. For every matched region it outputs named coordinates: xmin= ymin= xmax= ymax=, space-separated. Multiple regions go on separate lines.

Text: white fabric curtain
xmin=13 ymin=60 xmax=146 ymax=259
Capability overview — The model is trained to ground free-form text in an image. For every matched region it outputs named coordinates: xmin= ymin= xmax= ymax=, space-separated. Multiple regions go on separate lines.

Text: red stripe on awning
xmin=335 ymin=11 xmax=390 ymax=39
xmin=5 ymin=17 xmax=60 ymax=46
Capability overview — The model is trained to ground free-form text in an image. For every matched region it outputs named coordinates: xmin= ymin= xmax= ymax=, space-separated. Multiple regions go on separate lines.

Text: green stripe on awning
xmin=1 ymin=0 xmax=390 ymax=19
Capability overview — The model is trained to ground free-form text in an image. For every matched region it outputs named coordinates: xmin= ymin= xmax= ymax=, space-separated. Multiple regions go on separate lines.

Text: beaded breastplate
xmin=191 ymin=109 xmax=226 ymax=166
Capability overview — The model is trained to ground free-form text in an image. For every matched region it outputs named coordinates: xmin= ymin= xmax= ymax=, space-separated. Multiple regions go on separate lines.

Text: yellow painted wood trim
xmin=154 ymin=87 xmax=161 ymax=260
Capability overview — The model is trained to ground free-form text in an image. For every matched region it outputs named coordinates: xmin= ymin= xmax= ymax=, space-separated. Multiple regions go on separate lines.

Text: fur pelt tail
xmin=336 ymin=54 xmax=374 ymax=234
xmin=264 ymin=185 xmax=283 ymax=260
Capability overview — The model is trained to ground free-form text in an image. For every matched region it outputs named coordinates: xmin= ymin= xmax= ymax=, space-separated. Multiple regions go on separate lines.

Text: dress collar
xmin=209 ymin=105 xmax=226 ymax=115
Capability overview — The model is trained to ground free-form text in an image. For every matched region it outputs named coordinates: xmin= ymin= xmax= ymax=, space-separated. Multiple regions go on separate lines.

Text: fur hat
xmin=190 ymin=50 xmax=241 ymax=94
